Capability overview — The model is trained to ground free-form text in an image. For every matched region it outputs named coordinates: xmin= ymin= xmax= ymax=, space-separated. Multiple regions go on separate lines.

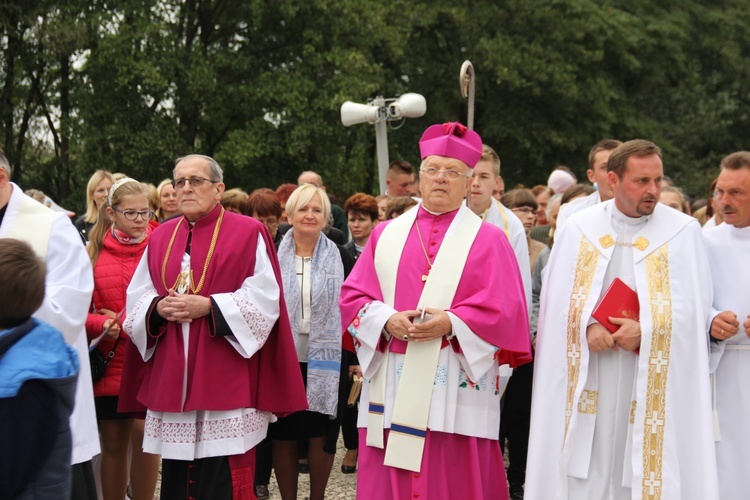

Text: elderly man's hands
xmin=157 ymin=289 xmax=211 ymax=323
xmin=385 ymin=310 xmax=420 ymax=340
xmin=408 ymin=308 xmax=452 ymax=342
xmin=385 ymin=307 xmax=453 ymax=343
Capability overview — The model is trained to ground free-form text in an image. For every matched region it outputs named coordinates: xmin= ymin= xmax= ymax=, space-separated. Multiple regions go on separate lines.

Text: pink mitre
xmin=419 ymin=122 xmax=483 ymax=168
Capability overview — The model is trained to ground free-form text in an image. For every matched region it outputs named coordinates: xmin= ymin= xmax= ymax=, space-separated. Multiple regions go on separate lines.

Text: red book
xmin=591 ymin=278 xmax=639 ymax=333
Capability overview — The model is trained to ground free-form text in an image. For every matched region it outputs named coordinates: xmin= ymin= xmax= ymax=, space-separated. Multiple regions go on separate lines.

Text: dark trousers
xmin=341 ymin=349 xmax=360 ymax=451
xmin=254 ymin=437 xmax=272 ymax=486
xmin=499 ymin=359 xmax=534 ymax=487
xmin=341 ymin=403 xmax=359 ymax=450
xmin=161 ymin=456 xmax=233 ymax=500
xmin=70 ymin=460 xmax=97 ymax=500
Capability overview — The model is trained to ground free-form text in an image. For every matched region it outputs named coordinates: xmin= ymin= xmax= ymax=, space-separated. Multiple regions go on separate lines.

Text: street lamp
xmin=340 ymin=93 xmax=426 ymax=194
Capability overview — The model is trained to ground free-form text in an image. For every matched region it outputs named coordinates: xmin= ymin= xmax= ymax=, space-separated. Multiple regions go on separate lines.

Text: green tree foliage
xmin=2 ymin=0 xmax=749 ymax=211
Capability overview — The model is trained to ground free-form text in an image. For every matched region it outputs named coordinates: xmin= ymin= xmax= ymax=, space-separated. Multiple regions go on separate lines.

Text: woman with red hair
xmin=343 ymin=193 xmax=379 ymax=262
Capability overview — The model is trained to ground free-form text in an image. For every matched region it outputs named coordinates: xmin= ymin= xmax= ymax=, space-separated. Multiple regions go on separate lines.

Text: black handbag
xmin=89 ymin=335 xmax=120 ymax=383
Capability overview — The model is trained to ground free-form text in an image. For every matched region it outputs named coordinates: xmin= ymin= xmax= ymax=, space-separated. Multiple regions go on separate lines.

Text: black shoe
xmin=341 ymin=464 xmax=357 ymax=474
xmin=255 ymin=485 xmax=270 ymax=500
xmin=298 ymin=462 xmax=310 ymax=473
xmin=509 ymin=483 xmax=524 ymax=500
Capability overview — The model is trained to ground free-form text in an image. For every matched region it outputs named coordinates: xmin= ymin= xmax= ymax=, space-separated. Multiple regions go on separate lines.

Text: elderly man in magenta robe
xmin=124 ymin=154 xmax=306 ymax=500
xmin=340 ymin=123 xmax=532 ymax=499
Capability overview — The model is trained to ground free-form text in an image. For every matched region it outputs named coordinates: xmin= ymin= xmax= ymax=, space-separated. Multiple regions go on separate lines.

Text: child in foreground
xmin=0 ymin=238 xmax=79 ymax=499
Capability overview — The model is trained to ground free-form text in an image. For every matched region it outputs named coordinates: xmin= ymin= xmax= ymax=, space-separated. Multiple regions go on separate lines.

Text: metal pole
xmin=371 ymin=97 xmax=390 ymax=194
xmin=460 ymin=60 xmax=475 ymax=130
xmin=375 ymin=120 xmax=389 ymax=195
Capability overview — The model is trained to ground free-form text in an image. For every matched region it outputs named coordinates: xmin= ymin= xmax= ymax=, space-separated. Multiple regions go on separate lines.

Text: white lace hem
xmin=143 ymin=408 xmax=275 ymax=460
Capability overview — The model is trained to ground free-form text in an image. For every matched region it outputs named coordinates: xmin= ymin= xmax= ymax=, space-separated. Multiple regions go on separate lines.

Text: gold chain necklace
xmin=414 ymin=220 xmax=434 ymax=282
xmin=161 ymin=208 xmax=225 ymax=294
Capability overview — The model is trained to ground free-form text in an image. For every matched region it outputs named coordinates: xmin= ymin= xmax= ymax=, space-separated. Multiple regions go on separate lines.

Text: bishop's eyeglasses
xmin=420 ymin=167 xmax=472 ymax=180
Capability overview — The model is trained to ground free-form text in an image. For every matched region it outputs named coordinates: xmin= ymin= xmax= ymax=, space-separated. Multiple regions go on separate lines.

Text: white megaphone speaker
xmin=339 ymin=92 xmax=426 ymax=196
xmin=341 ymin=101 xmax=381 ymax=127
xmin=387 ymin=93 xmax=427 ymax=119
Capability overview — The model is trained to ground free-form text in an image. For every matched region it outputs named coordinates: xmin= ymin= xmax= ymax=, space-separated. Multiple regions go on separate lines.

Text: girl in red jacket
xmin=85 ymin=178 xmax=160 ymax=500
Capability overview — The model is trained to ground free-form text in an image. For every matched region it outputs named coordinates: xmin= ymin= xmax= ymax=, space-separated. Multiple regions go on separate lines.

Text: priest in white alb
xmin=704 ymin=151 xmax=750 ymax=500
xmin=526 ymin=139 xmax=719 ymax=500
xmin=340 ymin=122 xmax=531 ymax=499
xmin=0 ymin=148 xmax=99 ymax=498
xmin=556 ymin=138 xmax=622 ymax=229
xmin=466 ymin=143 xmax=531 ymax=310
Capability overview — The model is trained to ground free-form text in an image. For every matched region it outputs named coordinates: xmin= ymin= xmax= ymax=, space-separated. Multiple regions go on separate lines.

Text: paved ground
xmin=150 ymin=435 xmax=357 ymax=499
xmin=149 ymin=435 xmax=518 ymax=498
xmin=265 ymin=435 xmax=357 ymax=499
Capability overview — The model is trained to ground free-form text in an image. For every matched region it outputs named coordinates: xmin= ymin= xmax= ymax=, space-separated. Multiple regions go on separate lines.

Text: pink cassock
xmin=340 ymin=206 xmax=531 ymax=499
xmin=340 ymin=206 xmax=531 ymax=360
xmin=358 ymin=428 xmax=508 ymax=499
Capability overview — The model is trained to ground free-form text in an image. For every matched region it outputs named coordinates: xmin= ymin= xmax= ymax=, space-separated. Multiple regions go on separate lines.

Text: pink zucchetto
xmin=419 ymin=122 xmax=483 ymax=168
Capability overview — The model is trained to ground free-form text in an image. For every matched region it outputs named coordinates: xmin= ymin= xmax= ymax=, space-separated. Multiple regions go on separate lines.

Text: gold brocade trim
xmin=634 ymin=236 xmax=650 ymax=251
xmin=642 ymin=245 xmax=672 ymax=500
xmin=601 ymin=234 xmax=650 ymax=250
xmin=498 ymin=200 xmax=510 ymax=239
xmin=483 ymin=200 xmax=511 ymax=238
xmin=577 ymin=389 xmax=598 ymax=414
xmin=600 ymin=234 xmax=615 ymax=248
xmin=630 ymin=400 xmax=637 ymax=424
xmin=564 ymin=237 xmax=599 ymax=440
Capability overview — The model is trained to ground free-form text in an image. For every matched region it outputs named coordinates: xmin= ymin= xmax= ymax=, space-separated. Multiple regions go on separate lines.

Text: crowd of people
xmin=1 ymin=121 xmax=748 ymax=500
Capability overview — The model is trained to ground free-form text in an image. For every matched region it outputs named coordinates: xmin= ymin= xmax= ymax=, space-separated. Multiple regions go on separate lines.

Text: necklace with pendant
xmin=414 ymin=220 xmax=434 ymax=281
xmin=161 ymin=208 xmax=225 ymax=294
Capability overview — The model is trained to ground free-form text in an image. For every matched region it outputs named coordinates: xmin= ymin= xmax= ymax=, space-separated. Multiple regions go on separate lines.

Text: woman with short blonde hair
xmin=271 ymin=183 xmax=347 ymax=500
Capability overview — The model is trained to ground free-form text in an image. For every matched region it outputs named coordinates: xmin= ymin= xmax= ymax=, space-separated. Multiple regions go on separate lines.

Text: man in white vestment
xmin=526 ymin=139 xmax=719 ymax=500
xmin=704 ymin=151 xmax=750 ymax=500
xmin=467 ymin=143 xmax=531 ymax=499
xmin=467 ymin=144 xmax=531 ymax=311
xmin=557 ymin=139 xmax=622 ymax=229
xmin=0 ymin=149 xmax=99 ymax=498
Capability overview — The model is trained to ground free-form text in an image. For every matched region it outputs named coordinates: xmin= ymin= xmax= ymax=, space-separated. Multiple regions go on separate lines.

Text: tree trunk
xmin=2 ymin=15 xmax=20 ymax=181
xmin=58 ymin=53 xmax=71 ymax=199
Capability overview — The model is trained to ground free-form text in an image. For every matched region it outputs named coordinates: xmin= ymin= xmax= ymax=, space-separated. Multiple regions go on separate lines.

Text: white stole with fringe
xmin=368 ymin=204 xmax=481 ymax=472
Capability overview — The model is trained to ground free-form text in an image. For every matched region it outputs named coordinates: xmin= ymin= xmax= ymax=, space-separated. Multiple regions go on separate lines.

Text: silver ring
xmin=403 ymin=334 xmax=409 ymax=341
